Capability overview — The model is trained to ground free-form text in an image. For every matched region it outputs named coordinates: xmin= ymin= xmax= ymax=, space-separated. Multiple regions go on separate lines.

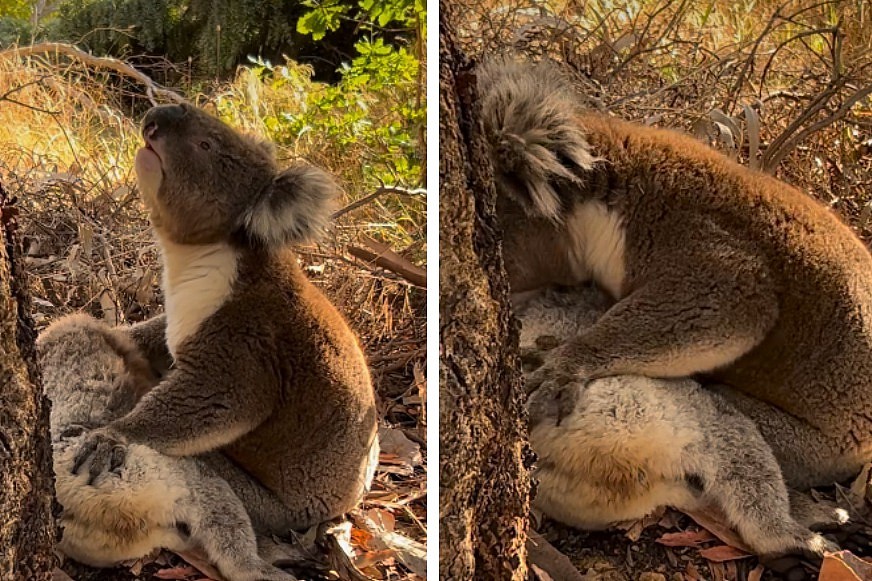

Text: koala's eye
xmin=199 ymin=141 xmax=211 ymax=151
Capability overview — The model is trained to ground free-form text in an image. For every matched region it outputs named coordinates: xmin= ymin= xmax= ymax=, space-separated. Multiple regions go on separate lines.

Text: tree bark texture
xmin=439 ymin=4 xmax=533 ymax=580
xmin=0 ymin=182 xmax=58 ymax=580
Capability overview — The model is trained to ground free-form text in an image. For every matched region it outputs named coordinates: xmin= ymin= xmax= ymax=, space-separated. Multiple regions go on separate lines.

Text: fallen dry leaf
xmin=698 ymin=545 xmax=752 ymax=563
xmin=153 ymin=566 xmax=202 ymax=579
xmin=747 ymin=564 xmax=764 ymax=581
xmin=684 ymin=562 xmax=702 ymax=580
xmin=656 ymin=529 xmax=716 ymax=548
xmin=848 ymin=463 xmax=872 ymax=511
xmin=683 ymin=506 xmax=753 ymax=554
xmin=620 ymin=507 xmax=666 ymax=541
xmin=353 ymin=548 xmax=396 ymax=569
xmin=530 ymin=563 xmax=556 ymax=581
xmin=708 ymin=561 xmax=726 ymax=581
xmin=365 ymin=507 xmax=396 ymax=534
xmin=174 ymin=548 xmax=224 ymax=581
xmin=375 ymin=530 xmax=427 ymax=577
xmin=819 ymin=550 xmax=872 ymax=581
xmin=378 ymin=426 xmax=423 ymax=475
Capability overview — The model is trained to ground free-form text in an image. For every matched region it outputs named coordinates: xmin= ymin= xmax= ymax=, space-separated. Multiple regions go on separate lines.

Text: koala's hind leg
xmin=708 ymin=384 xmax=865 ymax=490
xmin=698 ymin=401 xmax=836 ymax=558
xmin=196 ymin=453 xmax=309 ymax=535
xmin=183 ymin=462 xmax=297 ymax=581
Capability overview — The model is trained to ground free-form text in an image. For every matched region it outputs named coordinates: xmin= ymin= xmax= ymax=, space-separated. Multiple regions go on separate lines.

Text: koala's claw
xmin=59 ymin=423 xmax=90 ymax=440
xmin=525 ymin=361 xmax=576 ymax=394
xmin=72 ymin=429 xmax=128 ymax=483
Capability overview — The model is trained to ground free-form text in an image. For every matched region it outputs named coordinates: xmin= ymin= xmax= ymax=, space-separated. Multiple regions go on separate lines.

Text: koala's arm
xmin=528 ymin=246 xmax=779 ymax=389
xmin=126 ymin=314 xmax=173 ymax=377
xmin=105 ymin=341 xmax=280 ymax=456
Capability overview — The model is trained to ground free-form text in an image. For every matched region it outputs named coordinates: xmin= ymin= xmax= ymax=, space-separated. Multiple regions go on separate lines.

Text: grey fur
xmin=477 ymin=57 xmax=599 ymax=222
xmin=480 ymin=58 xmax=872 ymax=490
xmin=39 ymin=314 xmax=295 ymax=581
xmin=517 ymin=286 xmax=844 ymax=558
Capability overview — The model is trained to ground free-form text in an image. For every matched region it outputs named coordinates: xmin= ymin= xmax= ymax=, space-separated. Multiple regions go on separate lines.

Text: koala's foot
xmin=218 ymin=559 xmax=297 ymax=581
xmin=71 ymin=427 xmax=128 ymax=484
xmin=788 ymin=489 xmax=851 ymax=531
xmin=527 ymin=379 xmax=586 ymax=428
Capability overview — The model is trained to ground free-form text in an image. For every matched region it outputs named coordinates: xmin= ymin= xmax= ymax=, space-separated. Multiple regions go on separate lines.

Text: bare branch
xmin=763 ymin=82 xmax=872 ymax=171
xmin=0 ymin=43 xmax=186 ymax=106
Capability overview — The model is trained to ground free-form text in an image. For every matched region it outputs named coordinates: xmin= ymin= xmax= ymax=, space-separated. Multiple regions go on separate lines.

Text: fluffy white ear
xmin=244 ymin=163 xmax=340 ymax=246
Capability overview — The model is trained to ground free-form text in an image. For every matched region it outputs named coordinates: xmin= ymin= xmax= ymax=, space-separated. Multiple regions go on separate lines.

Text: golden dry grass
xmin=453 ymin=0 xmax=872 ymax=237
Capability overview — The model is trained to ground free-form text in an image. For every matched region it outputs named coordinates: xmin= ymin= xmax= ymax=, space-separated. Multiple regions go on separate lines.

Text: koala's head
xmin=134 ymin=103 xmax=338 ymax=246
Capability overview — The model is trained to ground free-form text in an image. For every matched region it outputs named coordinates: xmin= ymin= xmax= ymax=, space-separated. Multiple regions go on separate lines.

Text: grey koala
xmin=39 ymin=313 xmax=295 ymax=581
xmin=479 ymin=57 xmax=872 ymax=490
xmin=72 ymin=102 xmax=379 ymax=535
xmin=517 ymin=285 xmax=844 ymax=558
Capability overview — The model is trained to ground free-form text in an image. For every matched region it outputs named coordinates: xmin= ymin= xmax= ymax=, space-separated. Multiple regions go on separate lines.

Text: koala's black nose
xmin=142 ymin=103 xmax=188 ymax=138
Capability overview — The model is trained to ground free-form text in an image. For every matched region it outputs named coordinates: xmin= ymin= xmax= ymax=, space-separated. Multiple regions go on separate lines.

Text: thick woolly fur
xmin=480 ymin=58 xmax=872 ymax=490
xmin=69 ymin=103 xmax=379 ymax=537
xmin=39 ymin=314 xmax=294 ymax=581
xmin=518 ymin=287 xmax=842 ymax=558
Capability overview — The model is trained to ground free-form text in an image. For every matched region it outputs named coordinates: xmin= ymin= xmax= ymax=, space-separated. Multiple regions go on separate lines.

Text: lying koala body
xmin=518 ymin=286 xmax=840 ymax=557
xmin=39 ymin=314 xmax=295 ymax=581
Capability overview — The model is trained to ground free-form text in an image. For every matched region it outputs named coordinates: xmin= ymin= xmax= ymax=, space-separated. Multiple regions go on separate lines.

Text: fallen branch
xmin=0 ymin=42 xmax=186 ymax=106
xmin=526 ymin=530 xmax=587 ymax=581
xmin=348 ymin=236 xmax=426 ymax=288
xmin=333 ymin=186 xmax=426 ymax=220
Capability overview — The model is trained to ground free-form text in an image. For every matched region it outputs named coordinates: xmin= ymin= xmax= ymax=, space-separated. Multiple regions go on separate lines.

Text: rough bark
xmin=0 ymin=182 xmax=59 ymax=579
xmin=439 ymin=4 xmax=533 ymax=579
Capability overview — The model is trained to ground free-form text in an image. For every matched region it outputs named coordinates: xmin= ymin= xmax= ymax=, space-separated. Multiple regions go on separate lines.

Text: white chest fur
xmin=566 ymin=201 xmax=627 ymax=298
xmin=158 ymin=238 xmax=239 ymax=358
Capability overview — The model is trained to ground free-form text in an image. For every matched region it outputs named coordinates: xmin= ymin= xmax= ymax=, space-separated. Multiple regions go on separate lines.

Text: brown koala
xmin=73 ymin=103 xmax=379 ymax=533
xmin=478 ymin=57 xmax=872 ymax=490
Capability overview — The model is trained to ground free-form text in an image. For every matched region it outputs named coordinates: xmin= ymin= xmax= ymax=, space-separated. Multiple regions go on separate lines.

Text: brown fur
xmin=73 ymin=103 xmax=378 ymax=529
xmin=481 ymin=58 xmax=872 ymax=488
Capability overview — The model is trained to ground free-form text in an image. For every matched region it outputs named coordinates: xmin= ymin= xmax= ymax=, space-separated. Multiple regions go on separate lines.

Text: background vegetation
xmin=0 ymin=0 xmax=426 ymax=579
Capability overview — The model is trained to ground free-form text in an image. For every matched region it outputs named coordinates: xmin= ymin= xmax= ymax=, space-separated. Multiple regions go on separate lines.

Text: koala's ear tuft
xmin=244 ymin=163 xmax=340 ymax=247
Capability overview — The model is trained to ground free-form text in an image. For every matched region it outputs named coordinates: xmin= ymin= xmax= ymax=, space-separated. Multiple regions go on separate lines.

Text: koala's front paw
xmin=524 ymin=359 xmax=577 ymax=394
xmin=72 ymin=427 xmax=128 ymax=484
xmin=58 ymin=423 xmax=92 ymax=440
xmin=527 ymin=379 xmax=583 ymax=428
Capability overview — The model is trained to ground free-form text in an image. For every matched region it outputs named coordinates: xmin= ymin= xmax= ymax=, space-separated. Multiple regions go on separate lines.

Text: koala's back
xmin=581 ymin=113 xmax=872 ymax=443
xmin=184 ymin=248 xmax=378 ymax=519
xmin=39 ymin=315 xmax=193 ymax=566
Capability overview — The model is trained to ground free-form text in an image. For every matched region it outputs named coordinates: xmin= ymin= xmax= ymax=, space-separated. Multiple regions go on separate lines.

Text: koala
xmin=517 ymin=285 xmax=843 ymax=558
xmin=72 ymin=102 xmax=380 ymax=535
xmin=39 ymin=314 xmax=294 ymax=581
xmin=478 ymin=57 xmax=872 ymax=490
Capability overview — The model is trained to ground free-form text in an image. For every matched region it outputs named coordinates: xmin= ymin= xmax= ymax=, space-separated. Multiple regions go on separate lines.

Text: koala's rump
xmin=530 ymin=377 xmax=707 ymax=528
xmin=53 ymin=439 xmax=192 ymax=566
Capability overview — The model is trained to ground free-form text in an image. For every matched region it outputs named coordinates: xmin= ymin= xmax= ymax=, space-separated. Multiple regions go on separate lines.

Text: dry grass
xmin=0 ymin=43 xmax=425 ymax=580
xmin=454 ymin=0 xmax=872 ymax=237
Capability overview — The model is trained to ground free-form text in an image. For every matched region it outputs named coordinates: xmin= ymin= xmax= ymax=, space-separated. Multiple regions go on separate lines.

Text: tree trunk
xmin=438 ymin=4 xmax=532 ymax=579
xmin=0 ymin=182 xmax=58 ymax=580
